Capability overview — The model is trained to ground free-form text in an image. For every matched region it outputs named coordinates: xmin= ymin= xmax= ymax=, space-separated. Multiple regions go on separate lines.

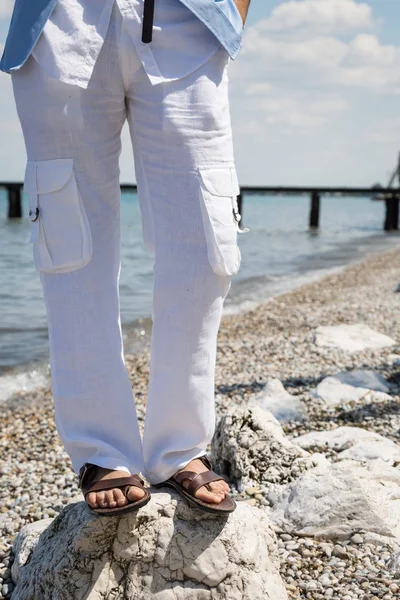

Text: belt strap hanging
xmin=142 ymin=0 xmax=155 ymax=43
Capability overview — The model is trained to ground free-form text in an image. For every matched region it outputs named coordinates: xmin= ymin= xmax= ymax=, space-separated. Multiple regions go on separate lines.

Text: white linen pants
xmin=11 ymin=14 xmax=241 ymax=484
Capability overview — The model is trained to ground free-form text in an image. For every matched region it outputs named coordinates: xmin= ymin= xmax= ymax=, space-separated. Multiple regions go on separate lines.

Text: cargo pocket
xmin=198 ymin=166 xmax=247 ymax=277
xmin=24 ymin=158 xmax=93 ymax=273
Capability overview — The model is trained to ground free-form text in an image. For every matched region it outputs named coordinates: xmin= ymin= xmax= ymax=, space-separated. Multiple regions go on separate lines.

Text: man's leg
xmin=127 ymin=47 xmax=240 ymax=502
xmin=12 ymin=35 xmax=144 ymax=509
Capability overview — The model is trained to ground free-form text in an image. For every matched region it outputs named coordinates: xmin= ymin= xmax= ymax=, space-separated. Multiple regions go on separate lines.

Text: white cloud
xmin=0 ymin=1 xmax=14 ymax=19
xmin=237 ymin=89 xmax=348 ymax=133
xmin=227 ymin=0 xmax=400 ymax=185
xmin=232 ymin=0 xmax=400 ymax=95
xmin=260 ymin=0 xmax=374 ymax=34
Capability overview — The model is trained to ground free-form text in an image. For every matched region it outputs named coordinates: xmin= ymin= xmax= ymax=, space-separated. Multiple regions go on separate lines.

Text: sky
xmin=1 ymin=0 xmax=400 ymax=186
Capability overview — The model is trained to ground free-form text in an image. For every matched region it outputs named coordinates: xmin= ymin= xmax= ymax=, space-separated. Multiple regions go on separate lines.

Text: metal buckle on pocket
xmin=29 ymin=207 xmax=40 ymax=222
xmin=232 ymin=198 xmax=249 ymax=233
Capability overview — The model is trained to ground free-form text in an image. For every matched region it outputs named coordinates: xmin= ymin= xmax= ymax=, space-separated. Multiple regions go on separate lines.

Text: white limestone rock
xmin=269 ymin=459 xmax=400 ymax=543
xmin=212 ymin=405 xmax=312 ymax=490
xmin=312 ymin=369 xmax=392 ymax=406
xmin=331 ymin=369 xmax=390 ymax=393
xmin=11 ymin=519 xmax=53 ymax=582
xmin=293 ymin=426 xmax=400 ymax=466
xmin=313 ymin=376 xmax=392 ymax=406
xmin=11 ymin=490 xmax=288 ymax=600
xmin=252 ymin=379 xmax=307 ymax=423
xmin=314 ymin=323 xmax=396 ymax=353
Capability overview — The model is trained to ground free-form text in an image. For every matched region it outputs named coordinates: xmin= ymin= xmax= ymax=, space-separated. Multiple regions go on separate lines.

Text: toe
xmin=194 ymin=479 xmax=231 ymax=505
xmin=86 ymin=492 xmax=99 ymax=509
xmin=105 ymin=490 xmax=116 ymax=508
xmin=126 ymin=485 xmax=146 ymax=503
xmin=208 ymin=481 xmax=227 ymax=497
xmin=114 ymin=489 xmax=128 ymax=507
xmin=96 ymin=491 xmax=107 ymax=508
xmin=195 ymin=485 xmax=224 ymax=505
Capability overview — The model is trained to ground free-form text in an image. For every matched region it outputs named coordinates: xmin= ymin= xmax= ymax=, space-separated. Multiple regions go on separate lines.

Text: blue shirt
xmin=0 ymin=0 xmax=244 ymax=73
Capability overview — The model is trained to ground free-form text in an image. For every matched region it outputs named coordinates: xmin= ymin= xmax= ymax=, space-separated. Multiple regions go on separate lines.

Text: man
xmin=1 ymin=0 xmax=251 ymax=517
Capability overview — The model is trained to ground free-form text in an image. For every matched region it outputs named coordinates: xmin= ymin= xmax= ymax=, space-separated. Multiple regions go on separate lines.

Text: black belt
xmin=142 ymin=0 xmax=155 ymax=43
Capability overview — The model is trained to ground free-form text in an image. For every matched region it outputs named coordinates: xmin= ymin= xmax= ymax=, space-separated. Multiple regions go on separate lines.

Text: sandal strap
xmin=173 ymin=455 xmax=228 ymax=496
xmin=174 ymin=469 xmax=225 ymax=496
xmin=174 ymin=470 xmax=198 ymax=486
xmin=80 ymin=467 xmax=145 ymax=497
xmin=187 ymin=470 xmax=225 ymax=496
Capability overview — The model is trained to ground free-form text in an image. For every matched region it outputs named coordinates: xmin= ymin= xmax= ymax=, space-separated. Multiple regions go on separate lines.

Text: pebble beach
xmin=1 ymin=246 xmax=400 ymax=599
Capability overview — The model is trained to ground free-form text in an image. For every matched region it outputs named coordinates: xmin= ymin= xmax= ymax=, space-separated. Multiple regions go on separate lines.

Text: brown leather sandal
xmin=154 ymin=455 xmax=236 ymax=515
xmin=78 ymin=463 xmax=151 ymax=517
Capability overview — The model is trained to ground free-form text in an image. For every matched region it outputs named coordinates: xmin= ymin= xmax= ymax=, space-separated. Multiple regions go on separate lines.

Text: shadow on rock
xmin=11 ymin=489 xmax=287 ymax=600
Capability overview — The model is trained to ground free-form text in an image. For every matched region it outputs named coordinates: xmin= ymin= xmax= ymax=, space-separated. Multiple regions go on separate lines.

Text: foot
xmin=86 ymin=467 xmax=146 ymax=510
xmin=173 ymin=458 xmax=230 ymax=505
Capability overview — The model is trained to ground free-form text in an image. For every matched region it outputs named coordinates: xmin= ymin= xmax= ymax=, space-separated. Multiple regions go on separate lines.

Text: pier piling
xmin=309 ymin=191 xmax=320 ymax=229
xmin=384 ymin=194 xmax=399 ymax=231
xmin=7 ymin=184 xmax=22 ymax=219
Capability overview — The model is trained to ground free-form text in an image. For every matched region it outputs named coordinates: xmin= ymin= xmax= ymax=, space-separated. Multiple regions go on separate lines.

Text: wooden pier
xmin=1 ymin=181 xmax=400 ymax=231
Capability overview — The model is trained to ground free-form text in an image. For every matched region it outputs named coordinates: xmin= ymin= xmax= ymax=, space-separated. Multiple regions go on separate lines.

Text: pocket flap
xmin=24 ymin=158 xmax=74 ymax=195
xmin=199 ymin=167 xmax=240 ymax=197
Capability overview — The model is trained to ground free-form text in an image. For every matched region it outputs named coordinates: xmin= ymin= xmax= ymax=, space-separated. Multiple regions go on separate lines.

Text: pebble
xmin=245 ymin=487 xmax=260 ymax=496
xmin=2 ymin=248 xmax=400 ymax=599
xmin=332 ymin=545 xmax=349 ymax=560
xmin=242 ymin=498 xmax=257 ymax=507
xmin=351 ymin=534 xmax=364 ymax=545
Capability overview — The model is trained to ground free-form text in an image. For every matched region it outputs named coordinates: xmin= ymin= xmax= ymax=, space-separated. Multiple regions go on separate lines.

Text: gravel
xmin=1 ymin=246 xmax=400 ymax=599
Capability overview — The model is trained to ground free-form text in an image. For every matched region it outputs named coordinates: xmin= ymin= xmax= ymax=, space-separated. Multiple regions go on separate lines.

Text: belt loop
xmin=142 ymin=0 xmax=155 ymax=43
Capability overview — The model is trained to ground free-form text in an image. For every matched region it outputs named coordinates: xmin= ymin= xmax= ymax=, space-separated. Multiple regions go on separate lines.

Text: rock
xmin=388 ymin=354 xmax=400 ymax=365
xmin=11 ymin=519 xmax=52 ymax=583
xmin=269 ymin=460 xmax=400 ymax=542
xmin=387 ymin=552 xmax=400 ymax=576
xmin=311 ymin=369 xmax=393 ymax=407
xmin=252 ymin=379 xmax=307 ymax=423
xmin=319 ymin=543 xmax=333 ymax=558
xmin=11 ymin=490 xmax=288 ymax=600
xmin=314 ymin=324 xmax=396 ymax=353
xmin=331 ymin=370 xmax=390 ymax=393
xmin=293 ymin=426 xmax=400 ymax=466
xmin=313 ymin=377 xmax=392 ymax=406
xmin=312 ymin=376 xmax=392 ymax=406
xmin=212 ymin=405 xmax=311 ymax=489
xmin=245 ymin=487 xmax=261 ymax=497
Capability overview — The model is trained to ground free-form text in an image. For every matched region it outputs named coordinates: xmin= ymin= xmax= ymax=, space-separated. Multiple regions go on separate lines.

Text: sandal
xmin=78 ymin=463 xmax=151 ymax=517
xmin=154 ymin=455 xmax=236 ymax=515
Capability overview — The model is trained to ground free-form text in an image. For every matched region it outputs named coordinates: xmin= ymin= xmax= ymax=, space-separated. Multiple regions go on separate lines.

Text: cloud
xmin=260 ymin=0 xmax=374 ymax=34
xmin=232 ymin=0 xmax=400 ymax=95
xmin=237 ymin=89 xmax=348 ymax=135
xmin=226 ymin=0 xmax=400 ymax=185
xmin=0 ymin=1 xmax=14 ymax=19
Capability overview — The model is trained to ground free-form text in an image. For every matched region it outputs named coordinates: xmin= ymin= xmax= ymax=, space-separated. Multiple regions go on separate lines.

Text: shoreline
xmin=2 ymin=232 xmax=399 ymax=405
xmin=1 ymin=226 xmax=400 ymax=383
xmin=2 ymin=245 xmax=400 ymax=413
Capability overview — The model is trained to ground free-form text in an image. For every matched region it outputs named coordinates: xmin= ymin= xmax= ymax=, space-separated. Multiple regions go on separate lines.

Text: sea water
xmin=0 ymin=188 xmax=398 ymax=401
